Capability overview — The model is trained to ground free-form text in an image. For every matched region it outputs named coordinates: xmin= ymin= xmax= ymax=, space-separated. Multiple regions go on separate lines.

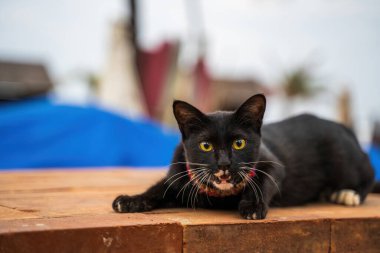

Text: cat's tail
xmin=372 ymin=181 xmax=380 ymax=193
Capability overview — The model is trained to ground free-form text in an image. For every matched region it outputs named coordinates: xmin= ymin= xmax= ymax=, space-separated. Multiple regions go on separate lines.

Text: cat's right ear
xmin=234 ymin=94 xmax=266 ymax=132
xmin=173 ymin=100 xmax=208 ymax=139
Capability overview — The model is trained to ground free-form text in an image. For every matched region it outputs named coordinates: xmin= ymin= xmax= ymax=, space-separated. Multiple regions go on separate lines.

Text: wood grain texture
xmin=183 ymin=220 xmax=331 ymax=253
xmin=331 ymin=218 xmax=380 ymax=253
xmin=0 ymin=219 xmax=182 ymax=253
xmin=0 ymin=168 xmax=380 ymax=253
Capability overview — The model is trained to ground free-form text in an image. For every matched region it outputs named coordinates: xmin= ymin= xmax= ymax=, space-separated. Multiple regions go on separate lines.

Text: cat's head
xmin=173 ymin=94 xmax=266 ymax=193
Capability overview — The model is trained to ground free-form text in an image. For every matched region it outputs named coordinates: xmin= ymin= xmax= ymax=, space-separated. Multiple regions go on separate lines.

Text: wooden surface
xmin=0 ymin=169 xmax=380 ymax=253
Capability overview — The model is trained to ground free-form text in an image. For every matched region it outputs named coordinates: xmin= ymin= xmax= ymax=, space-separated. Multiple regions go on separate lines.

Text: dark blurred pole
xmin=128 ymin=0 xmax=140 ymax=82
xmin=128 ymin=0 xmax=150 ymax=117
xmin=372 ymin=122 xmax=380 ymax=146
xmin=129 ymin=0 xmax=138 ymax=49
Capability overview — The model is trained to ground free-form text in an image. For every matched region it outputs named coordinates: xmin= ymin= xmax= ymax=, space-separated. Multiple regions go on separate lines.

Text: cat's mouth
xmin=188 ymin=171 xmax=247 ymax=197
xmin=187 ymin=165 xmax=246 ymax=195
xmin=211 ymin=170 xmax=235 ymax=190
xmin=213 ymin=169 xmax=231 ymax=180
xmin=213 ymin=175 xmax=231 ymax=188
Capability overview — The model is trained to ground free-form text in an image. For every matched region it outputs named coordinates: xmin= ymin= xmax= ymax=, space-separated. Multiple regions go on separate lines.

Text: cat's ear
xmin=234 ymin=94 xmax=266 ymax=132
xmin=173 ymin=100 xmax=208 ymax=139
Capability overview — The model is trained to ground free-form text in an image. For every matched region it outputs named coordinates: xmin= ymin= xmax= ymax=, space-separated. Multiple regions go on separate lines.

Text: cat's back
xmin=261 ymin=113 xmax=359 ymax=154
xmin=263 ymin=113 xmax=350 ymax=138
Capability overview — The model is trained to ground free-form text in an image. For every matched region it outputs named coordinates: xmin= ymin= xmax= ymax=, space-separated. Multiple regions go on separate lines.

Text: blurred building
xmin=98 ymin=22 xmax=146 ymax=118
xmin=211 ymin=78 xmax=270 ymax=111
xmin=0 ymin=61 xmax=52 ymax=101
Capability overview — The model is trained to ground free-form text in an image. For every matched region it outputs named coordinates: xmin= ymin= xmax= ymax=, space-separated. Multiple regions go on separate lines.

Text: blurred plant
xmin=86 ymin=73 xmax=100 ymax=91
xmin=282 ymin=67 xmax=323 ymax=99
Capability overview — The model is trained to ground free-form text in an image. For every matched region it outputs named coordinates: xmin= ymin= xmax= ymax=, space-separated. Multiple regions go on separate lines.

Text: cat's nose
xmin=217 ymin=161 xmax=231 ymax=170
xmin=217 ymin=150 xmax=230 ymax=167
xmin=218 ymin=161 xmax=230 ymax=167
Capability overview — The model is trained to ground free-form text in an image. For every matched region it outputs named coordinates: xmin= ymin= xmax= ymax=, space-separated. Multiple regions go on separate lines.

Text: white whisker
xmin=240 ymin=171 xmax=259 ymax=203
xmin=192 ymin=172 xmax=208 ymax=208
xmin=178 ymin=170 xmax=206 ymax=203
xmin=164 ymin=167 xmax=205 ymax=199
xmin=254 ymin=168 xmax=281 ymax=195
xmin=164 ymin=167 xmax=204 ymax=185
xmin=250 ymin=177 xmax=264 ymax=202
xmin=187 ymin=171 xmax=207 ymax=208
xmin=240 ymin=166 xmax=281 ymax=195
xmin=238 ymin=172 xmax=246 ymax=192
xmin=163 ymin=173 xmax=191 ymax=199
xmin=205 ymin=174 xmax=213 ymax=205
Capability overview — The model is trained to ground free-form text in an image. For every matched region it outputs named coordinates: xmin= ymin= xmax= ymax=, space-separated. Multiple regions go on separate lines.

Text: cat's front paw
xmin=238 ymin=200 xmax=268 ymax=220
xmin=112 ymin=195 xmax=154 ymax=213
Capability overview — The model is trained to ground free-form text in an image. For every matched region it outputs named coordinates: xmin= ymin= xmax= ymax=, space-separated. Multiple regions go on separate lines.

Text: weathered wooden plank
xmin=331 ymin=218 xmax=380 ymax=253
xmin=0 ymin=214 xmax=182 ymax=253
xmin=152 ymin=204 xmax=380 ymax=253
xmin=183 ymin=220 xmax=330 ymax=253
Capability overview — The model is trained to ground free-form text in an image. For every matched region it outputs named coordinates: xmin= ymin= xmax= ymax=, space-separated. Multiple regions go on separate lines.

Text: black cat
xmin=113 ymin=94 xmax=375 ymax=219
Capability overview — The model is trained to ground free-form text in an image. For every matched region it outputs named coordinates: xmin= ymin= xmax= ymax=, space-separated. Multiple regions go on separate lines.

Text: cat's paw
xmin=330 ymin=189 xmax=361 ymax=206
xmin=112 ymin=195 xmax=154 ymax=213
xmin=238 ymin=200 xmax=268 ymax=220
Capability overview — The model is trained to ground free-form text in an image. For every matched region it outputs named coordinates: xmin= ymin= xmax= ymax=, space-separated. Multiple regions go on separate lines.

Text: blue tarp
xmin=368 ymin=145 xmax=380 ymax=181
xmin=0 ymin=96 xmax=180 ymax=169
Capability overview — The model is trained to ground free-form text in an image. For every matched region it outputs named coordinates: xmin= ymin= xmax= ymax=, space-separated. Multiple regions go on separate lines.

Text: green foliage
xmin=87 ymin=73 xmax=100 ymax=91
xmin=282 ymin=67 xmax=323 ymax=98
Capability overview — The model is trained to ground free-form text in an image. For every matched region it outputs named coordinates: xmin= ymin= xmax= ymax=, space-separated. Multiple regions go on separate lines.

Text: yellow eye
xmin=199 ymin=141 xmax=213 ymax=152
xmin=232 ymin=139 xmax=246 ymax=150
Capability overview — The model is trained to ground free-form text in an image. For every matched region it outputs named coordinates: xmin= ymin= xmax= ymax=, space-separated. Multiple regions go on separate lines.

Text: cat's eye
xmin=199 ymin=141 xmax=213 ymax=152
xmin=232 ymin=139 xmax=246 ymax=150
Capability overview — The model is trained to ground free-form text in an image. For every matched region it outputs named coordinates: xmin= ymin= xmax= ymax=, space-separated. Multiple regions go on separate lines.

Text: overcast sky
xmin=0 ymin=0 xmax=379 ymax=141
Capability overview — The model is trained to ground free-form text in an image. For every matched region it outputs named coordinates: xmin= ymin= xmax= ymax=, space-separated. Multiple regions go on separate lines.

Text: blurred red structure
xmin=193 ymin=56 xmax=211 ymax=112
xmin=136 ymin=42 xmax=174 ymax=118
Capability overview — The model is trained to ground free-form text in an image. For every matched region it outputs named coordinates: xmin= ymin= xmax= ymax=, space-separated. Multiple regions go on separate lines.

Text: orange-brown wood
xmin=0 ymin=168 xmax=380 ymax=253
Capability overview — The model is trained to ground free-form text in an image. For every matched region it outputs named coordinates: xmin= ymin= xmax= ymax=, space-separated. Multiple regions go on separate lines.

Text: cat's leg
xmin=113 ymin=177 xmax=177 ymax=213
xmin=239 ymin=164 xmax=285 ymax=219
xmin=328 ymin=155 xmax=374 ymax=206
xmin=355 ymin=154 xmax=375 ymax=202
xmin=328 ymin=178 xmax=373 ymax=207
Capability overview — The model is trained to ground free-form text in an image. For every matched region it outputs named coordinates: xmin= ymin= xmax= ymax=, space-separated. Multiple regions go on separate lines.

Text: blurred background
xmin=0 ymin=0 xmax=379 ymax=175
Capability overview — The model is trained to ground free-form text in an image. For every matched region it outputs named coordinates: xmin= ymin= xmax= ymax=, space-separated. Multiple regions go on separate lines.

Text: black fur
xmin=113 ymin=94 xmax=375 ymax=219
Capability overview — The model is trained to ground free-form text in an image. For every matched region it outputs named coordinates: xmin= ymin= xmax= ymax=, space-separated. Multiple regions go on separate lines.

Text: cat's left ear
xmin=234 ymin=94 xmax=266 ymax=132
